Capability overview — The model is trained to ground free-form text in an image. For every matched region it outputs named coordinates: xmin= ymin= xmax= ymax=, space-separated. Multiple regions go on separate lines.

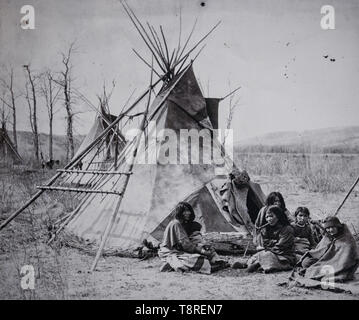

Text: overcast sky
xmin=1 ymin=0 xmax=358 ymax=141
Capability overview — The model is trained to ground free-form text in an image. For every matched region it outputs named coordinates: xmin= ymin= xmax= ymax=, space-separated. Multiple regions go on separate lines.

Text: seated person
xmin=220 ymin=169 xmax=254 ymax=232
xmin=297 ymin=216 xmax=359 ymax=282
xmin=183 ymin=219 xmax=228 ymax=271
xmin=240 ymin=205 xmax=296 ymax=273
xmin=255 ymin=192 xmax=293 ymax=231
xmin=291 ymin=207 xmax=317 ymax=258
xmin=158 ymin=202 xmax=227 ymax=274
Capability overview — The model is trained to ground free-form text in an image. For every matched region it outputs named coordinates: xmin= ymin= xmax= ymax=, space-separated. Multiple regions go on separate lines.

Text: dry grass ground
xmin=0 ymin=153 xmax=359 ymax=300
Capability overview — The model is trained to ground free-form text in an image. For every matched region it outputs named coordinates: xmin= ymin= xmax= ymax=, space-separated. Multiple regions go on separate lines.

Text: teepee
xmin=0 ymin=2 xmax=265 ymax=271
xmin=64 ymin=64 xmax=265 ymax=258
xmin=0 ymin=127 xmax=22 ymax=165
xmin=65 ymin=108 xmax=126 ymax=186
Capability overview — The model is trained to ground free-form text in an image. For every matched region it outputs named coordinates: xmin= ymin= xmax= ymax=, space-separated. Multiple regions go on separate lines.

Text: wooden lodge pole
xmin=334 ymin=175 xmax=359 ymax=217
xmin=0 ymin=76 xmax=164 ymax=232
xmin=90 ymin=61 xmax=189 ymax=271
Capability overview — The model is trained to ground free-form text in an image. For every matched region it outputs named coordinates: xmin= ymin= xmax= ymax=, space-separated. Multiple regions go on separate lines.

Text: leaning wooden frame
xmin=0 ymin=2 xmax=233 ymax=271
xmin=3 ymin=2 xmax=358 ymax=272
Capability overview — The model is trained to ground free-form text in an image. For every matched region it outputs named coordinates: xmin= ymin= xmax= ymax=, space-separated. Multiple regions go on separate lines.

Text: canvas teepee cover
xmin=65 ymin=66 xmax=265 ymax=254
xmin=73 ymin=111 xmax=125 ymax=170
xmin=0 ymin=128 xmax=22 ymax=164
xmin=62 ymin=110 xmax=126 ymax=187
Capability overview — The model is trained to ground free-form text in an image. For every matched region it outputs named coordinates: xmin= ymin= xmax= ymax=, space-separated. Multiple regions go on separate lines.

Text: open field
xmin=235 ymin=152 xmax=359 ymax=193
xmin=0 ymin=153 xmax=359 ymax=300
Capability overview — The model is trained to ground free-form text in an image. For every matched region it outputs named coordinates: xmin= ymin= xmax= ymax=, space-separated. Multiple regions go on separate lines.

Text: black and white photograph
xmin=1 ymin=0 xmax=359 ymax=305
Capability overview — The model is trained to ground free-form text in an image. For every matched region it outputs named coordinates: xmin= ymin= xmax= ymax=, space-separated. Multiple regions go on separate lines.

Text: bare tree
xmin=54 ymin=42 xmax=77 ymax=161
xmin=223 ymin=81 xmax=240 ymax=146
xmin=0 ymin=67 xmax=20 ymax=149
xmin=40 ymin=70 xmax=61 ymax=161
xmin=1 ymin=91 xmax=10 ymax=130
xmin=226 ymin=94 xmax=239 ymax=130
xmin=23 ymin=64 xmax=40 ymax=161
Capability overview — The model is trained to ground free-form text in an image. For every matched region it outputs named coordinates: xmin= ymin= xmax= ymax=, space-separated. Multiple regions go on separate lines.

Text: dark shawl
xmin=256 ymin=223 xmax=296 ymax=265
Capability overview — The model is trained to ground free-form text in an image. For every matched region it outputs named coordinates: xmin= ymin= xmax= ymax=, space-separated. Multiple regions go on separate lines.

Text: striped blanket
xmin=158 ymin=246 xmax=211 ymax=274
xmin=158 ymin=219 xmax=212 ymax=274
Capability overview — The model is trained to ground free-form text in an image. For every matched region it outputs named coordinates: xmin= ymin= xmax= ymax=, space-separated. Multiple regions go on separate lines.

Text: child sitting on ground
xmin=291 ymin=207 xmax=317 ymax=259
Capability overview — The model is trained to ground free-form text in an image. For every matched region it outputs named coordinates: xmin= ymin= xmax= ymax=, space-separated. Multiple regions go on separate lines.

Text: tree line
xmin=0 ymin=42 xmax=78 ymax=164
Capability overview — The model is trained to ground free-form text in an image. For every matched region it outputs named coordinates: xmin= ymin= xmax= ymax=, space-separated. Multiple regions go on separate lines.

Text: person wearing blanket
xmin=297 ymin=216 xmax=359 ymax=282
xmin=158 ymin=202 xmax=228 ymax=274
xmin=245 ymin=205 xmax=296 ymax=273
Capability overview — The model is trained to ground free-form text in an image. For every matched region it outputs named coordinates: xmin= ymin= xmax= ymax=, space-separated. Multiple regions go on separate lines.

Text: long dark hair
xmin=265 ymin=192 xmax=286 ymax=210
xmin=174 ymin=202 xmax=195 ymax=223
xmin=266 ymin=205 xmax=290 ymax=226
xmin=294 ymin=206 xmax=310 ymax=217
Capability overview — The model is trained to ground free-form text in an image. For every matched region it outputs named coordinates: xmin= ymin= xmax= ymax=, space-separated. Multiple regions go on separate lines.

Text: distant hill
xmin=235 ymin=126 xmax=359 ymax=153
xmin=14 ymin=131 xmax=84 ymax=161
xmin=9 ymin=126 xmax=359 ymax=161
